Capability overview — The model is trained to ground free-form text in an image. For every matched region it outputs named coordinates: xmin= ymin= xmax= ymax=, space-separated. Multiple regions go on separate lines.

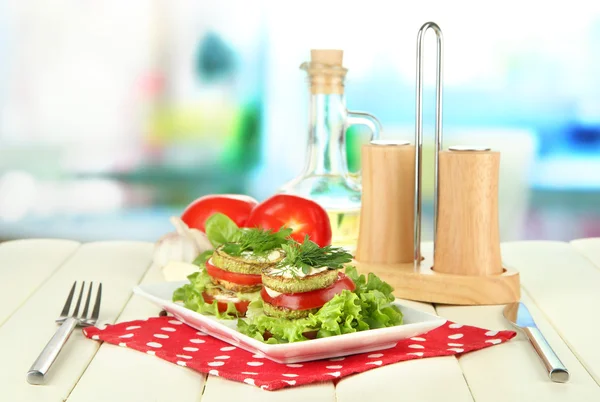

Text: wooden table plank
xmin=436 ymin=291 xmax=600 ymax=402
xmin=335 ymin=298 xmax=474 ymax=402
xmin=570 ymin=238 xmax=600 ymax=269
xmin=67 ymin=262 xmax=206 ymax=402
xmin=0 ymin=241 xmax=153 ymax=402
xmin=0 ymin=239 xmax=80 ymax=328
xmin=501 ymin=241 xmax=600 ymax=384
xmin=202 ymin=376 xmax=336 ymax=402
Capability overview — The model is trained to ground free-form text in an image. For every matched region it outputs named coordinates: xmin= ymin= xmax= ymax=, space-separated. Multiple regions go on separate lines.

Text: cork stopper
xmin=310 ymin=49 xmax=344 ymax=67
xmin=301 ymin=49 xmax=347 ymax=95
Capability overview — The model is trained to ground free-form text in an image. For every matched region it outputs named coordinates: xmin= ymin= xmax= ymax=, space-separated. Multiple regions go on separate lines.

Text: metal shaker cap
xmin=370 ymin=140 xmax=410 ymax=146
xmin=448 ymin=145 xmax=491 ymax=152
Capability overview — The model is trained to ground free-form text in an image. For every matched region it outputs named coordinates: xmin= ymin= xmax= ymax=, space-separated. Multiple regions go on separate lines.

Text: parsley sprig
xmin=221 ymin=227 xmax=292 ymax=257
xmin=278 ymin=236 xmax=353 ymax=274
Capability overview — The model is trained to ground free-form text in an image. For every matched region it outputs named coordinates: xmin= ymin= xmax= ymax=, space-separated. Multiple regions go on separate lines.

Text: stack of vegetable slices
xmin=173 ymin=213 xmax=404 ymax=343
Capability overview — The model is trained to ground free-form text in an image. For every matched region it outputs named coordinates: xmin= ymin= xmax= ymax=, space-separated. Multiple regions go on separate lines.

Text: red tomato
xmin=261 ymin=272 xmax=355 ymax=311
xmin=202 ymin=292 xmax=250 ymax=315
xmin=205 ymin=259 xmax=262 ymax=286
xmin=181 ymin=194 xmax=258 ymax=232
xmin=246 ymin=194 xmax=332 ymax=247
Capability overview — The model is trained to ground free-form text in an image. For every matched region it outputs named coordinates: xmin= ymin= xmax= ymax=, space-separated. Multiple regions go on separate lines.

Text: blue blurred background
xmin=0 ymin=0 xmax=598 ymax=242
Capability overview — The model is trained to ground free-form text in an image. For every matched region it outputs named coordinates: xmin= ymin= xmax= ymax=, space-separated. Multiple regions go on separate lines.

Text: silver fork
xmin=27 ymin=281 xmax=102 ymax=385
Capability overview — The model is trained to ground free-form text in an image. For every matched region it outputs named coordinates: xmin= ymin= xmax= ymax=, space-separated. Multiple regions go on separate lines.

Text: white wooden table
xmin=1 ymin=238 xmax=600 ymax=401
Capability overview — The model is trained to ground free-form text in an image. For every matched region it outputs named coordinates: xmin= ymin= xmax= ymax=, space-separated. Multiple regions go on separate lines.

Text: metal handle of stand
xmin=414 ymin=22 xmax=444 ymax=265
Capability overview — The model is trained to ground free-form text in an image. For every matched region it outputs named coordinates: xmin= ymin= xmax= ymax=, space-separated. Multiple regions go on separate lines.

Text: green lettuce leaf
xmin=236 ymin=266 xmax=403 ymax=343
xmin=172 ymin=267 xmax=259 ymax=320
xmin=204 ymin=213 xmax=241 ymax=248
xmin=192 ymin=250 xmax=214 ymax=266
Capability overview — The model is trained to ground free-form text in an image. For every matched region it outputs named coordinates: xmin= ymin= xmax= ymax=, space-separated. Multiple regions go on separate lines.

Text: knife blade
xmin=503 ymin=302 xmax=569 ymax=383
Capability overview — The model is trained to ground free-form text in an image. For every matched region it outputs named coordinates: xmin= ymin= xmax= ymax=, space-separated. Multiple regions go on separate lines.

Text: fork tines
xmin=60 ymin=281 xmax=102 ymax=325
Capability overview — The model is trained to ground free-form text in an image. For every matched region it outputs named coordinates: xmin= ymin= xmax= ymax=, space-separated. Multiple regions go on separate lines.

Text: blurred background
xmin=0 ymin=0 xmax=598 ymax=243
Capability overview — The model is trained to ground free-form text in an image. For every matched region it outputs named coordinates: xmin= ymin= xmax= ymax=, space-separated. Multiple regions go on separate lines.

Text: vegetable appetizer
xmin=173 ymin=213 xmax=403 ymax=343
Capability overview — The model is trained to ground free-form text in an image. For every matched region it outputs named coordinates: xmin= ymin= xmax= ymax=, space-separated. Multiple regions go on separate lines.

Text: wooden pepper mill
xmin=434 ymin=146 xmax=503 ymax=276
xmin=355 ymin=141 xmax=415 ymax=264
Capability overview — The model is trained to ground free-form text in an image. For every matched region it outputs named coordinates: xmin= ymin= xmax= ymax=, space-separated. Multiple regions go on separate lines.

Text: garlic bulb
xmin=153 ymin=216 xmax=212 ymax=269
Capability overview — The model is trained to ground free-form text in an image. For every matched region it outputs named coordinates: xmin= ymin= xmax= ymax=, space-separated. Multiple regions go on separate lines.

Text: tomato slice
xmin=205 ymin=259 xmax=262 ymax=286
xmin=261 ymin=272 xmax=355 ymax=311
xmin=202 ymin=292 xmax=250 ymax=315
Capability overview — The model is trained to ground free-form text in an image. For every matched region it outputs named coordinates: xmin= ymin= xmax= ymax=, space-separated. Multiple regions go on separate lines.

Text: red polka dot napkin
xmin=84 ymin=317 xmax=515 ymax=391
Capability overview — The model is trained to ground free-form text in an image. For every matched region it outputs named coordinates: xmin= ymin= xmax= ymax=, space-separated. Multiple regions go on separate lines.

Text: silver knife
xmin=503 ymin=302 xmax=569 ymax=383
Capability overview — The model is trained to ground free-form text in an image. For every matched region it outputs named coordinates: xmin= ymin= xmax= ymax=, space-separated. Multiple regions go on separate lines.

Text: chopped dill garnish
xmin=221 ymin=227 xmax=293 ymax=256
xmin=278 ymin=236 xmax=353 ymax=274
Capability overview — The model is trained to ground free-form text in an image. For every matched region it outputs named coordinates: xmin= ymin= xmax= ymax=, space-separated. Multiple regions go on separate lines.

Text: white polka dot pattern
xmin=146 ymin=342 xmax=162 ymax=348
xmin=176 ymin=354 xmax=192 ymax=359
xmin=83 ymin=316 xmax=515 ymax=391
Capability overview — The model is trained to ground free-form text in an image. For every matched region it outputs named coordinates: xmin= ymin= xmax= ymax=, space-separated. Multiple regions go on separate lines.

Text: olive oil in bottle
xmin=327 ymin=209 xmax=361 ymax=250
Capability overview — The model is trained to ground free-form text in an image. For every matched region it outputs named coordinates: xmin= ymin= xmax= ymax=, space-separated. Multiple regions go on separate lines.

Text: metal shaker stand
xmin=414 ymin=22 xmax=444 ymax=263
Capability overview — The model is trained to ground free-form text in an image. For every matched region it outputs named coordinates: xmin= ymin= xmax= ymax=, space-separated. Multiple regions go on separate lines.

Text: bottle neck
xmin=304 ymin=93 xmax=347 ymax=176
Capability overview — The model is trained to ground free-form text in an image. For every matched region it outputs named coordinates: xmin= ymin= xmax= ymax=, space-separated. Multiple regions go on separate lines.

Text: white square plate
xmin=133 ymin=281 xmax=446 ymax=364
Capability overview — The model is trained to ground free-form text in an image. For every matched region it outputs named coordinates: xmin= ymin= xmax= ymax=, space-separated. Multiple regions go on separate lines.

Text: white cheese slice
xmin=212 ymin=293 xmax=241 ymax=303
xmin=267 ymin=265 xmax=330 ymax=278
xmin=263 ymin=286 xmax=283 ymax=298
xmin=239 ymin=249 xmax=282 ymax=262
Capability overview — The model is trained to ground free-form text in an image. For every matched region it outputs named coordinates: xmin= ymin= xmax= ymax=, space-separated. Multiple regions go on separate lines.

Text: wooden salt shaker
xmin=355 ymin=141 xmax=415 ymax=264
xmin=434 ymin=146 xmax=503 ymax=276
